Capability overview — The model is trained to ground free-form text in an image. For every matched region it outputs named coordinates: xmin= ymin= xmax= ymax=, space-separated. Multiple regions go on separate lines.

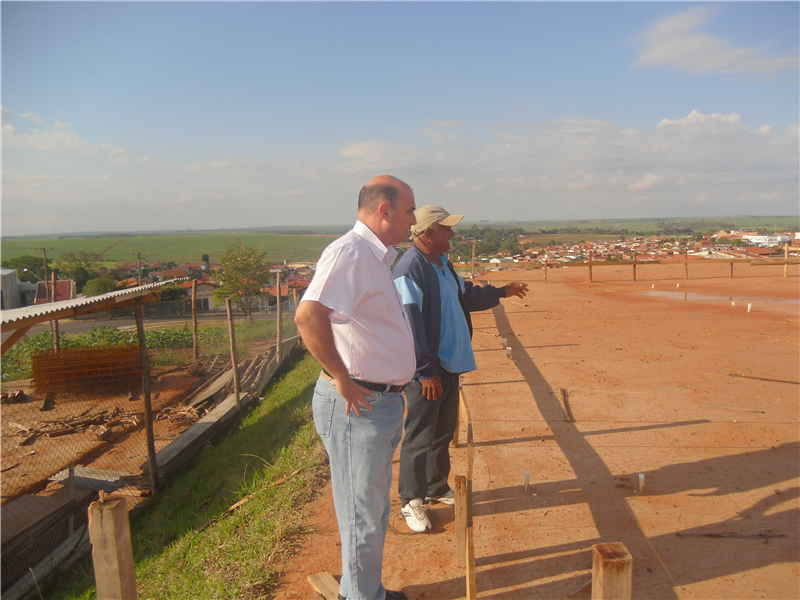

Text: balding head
xmin=358 ymin=175 xmax=411 ymax=215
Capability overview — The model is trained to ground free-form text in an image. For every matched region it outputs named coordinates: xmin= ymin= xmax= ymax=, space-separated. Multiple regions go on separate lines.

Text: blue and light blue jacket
xmin=392 ymin=245 xmax=506 ymax=381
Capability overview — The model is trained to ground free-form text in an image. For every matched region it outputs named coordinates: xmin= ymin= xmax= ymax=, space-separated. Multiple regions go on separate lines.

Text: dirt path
xmin=273 ymin=262 xmax=799 ymax=600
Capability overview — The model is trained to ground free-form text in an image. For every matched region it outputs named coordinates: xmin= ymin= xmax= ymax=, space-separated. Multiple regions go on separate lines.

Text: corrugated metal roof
xmin=1 ymin=279 xmax=186 ymax=327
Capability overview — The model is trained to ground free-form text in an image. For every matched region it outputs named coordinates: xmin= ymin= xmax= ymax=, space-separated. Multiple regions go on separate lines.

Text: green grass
xmin=1 ymin=232 xmax=338 ymax=264
xmin=45 ymin=349 xmax=327 ymax=600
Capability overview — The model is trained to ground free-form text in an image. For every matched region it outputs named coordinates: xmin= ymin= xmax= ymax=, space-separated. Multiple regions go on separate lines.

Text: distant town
xmin=1 ymin=228 xmax=798 ymax=311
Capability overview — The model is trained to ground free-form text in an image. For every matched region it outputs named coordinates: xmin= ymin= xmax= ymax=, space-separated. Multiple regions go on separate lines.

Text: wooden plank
xmin=187 ymin=370 xmax=234 ymax=408
xmin=454 ymin=475 xmax=467 ymax=568
xmin=591 ymin=542 xmax=632 ymax=600
xmin=457 ymin=385 xmax=477 ymax=600
xmin=88 ymin=497 xmax=138 ymax=600
xmin=1 ymin=326 xmax=31 ymax=357
xmin=307 ymin=572 xmax=339 ymax=600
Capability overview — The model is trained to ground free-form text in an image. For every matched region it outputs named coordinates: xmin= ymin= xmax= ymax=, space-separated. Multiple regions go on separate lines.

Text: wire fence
xmin=0 ymin=293 xmax=299 ymax=596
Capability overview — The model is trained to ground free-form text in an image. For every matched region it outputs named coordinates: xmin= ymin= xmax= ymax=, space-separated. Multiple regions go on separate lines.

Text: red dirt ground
xmin=272 ymin=261 xmax=799 ymax=600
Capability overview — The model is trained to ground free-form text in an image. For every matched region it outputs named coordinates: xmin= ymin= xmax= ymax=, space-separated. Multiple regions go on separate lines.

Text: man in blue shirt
xmin=392 ymin=205 xmax=528 ymax=532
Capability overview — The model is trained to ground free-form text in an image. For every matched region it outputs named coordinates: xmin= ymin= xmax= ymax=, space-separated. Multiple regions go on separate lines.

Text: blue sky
xmin=2 ymin=1 xmax=798 ymax=236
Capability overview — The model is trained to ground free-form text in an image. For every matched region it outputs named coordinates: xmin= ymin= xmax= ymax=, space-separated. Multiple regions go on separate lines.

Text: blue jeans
xmin=312 ymin=375 xmax=405 ymax=600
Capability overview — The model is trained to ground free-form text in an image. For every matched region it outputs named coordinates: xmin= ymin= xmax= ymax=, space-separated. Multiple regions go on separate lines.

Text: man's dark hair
xmin=358 ymin=184 xmax=398 ymax=212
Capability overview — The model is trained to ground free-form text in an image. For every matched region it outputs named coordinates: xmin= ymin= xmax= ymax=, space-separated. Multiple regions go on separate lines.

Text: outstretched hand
xmin=504 ymin=282 xmax=529 ymax=299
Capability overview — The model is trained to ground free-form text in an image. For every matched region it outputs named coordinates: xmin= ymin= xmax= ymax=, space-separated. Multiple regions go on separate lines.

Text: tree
xmin=213 ymin=244 xmax=270 ymax=317
xmin=84 ymin=274 xmax=117 ymax=297
xmin=1 ymin=254 xmax=51 ymax=282
xmin=159 ymin=283 xmax=188 ymax=302
xmin=55 ymin=251 xmax=101 ymax=292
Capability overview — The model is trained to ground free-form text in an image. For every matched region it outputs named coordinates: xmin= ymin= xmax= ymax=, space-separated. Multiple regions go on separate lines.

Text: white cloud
xmin=428 ymin=120 xmax=463 ymax=129
xmin=2 ymin=112 xmax=148 ymax=164
xmin=2 ymin=110 xmax=797 ymax=235
xmin=627 ymin=174 xmax=664 ymax=191
xmin=443 ymin=178 xmax=466 ymax=190
xmin=20 ymin=112 xmax=46 ymax=125
xmin=635 ymin=7 xmax=799 ymax=74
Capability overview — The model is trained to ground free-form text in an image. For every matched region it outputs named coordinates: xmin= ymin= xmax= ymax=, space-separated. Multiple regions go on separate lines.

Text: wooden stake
xmin=134 ymin=298 xmax=159 ymax=494
xmin=454 ymin=475 xmax=467 ymax=568
xmin=466 ymin=474 xmax=477 ymax=600
xmin=588 ymin=251 xmax=593 ymax=283
xmin=632 ymin=252 xmax=637 ymax=282
xmin=471 ymin=240 xmax=476 ymax=280
xmin=226 ymin=298 xmax=242 ymax=409
xmin=276 ymin=271 xmax=282 ymax=364
xmin=89 ymin=497 xmax=139 ymax=600
xmin=192 ymin=280 xmax=199 ymax=361
xmin=451 ymin=401 xmax=460 ymax=449
xmin=591 ymin=542 xmax=632 ymax=600
xmin=785 ymin=244 xmax=790 ymax=277
xmin=684 ymin=249 xmax=689 ymax=280
xmin=561 ymin=388 xmax=576 ymax=423
xmin=544 ymin=260 xmax=548 ymax=284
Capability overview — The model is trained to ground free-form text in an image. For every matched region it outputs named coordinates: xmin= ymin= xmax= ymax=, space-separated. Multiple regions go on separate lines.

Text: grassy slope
xmin=46 ymin=350 xmax=327 ymax=600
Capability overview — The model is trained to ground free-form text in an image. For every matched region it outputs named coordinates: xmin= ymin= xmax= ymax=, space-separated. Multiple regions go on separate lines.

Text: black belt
xmin=321 ymin=369 xmax=407 ymax=394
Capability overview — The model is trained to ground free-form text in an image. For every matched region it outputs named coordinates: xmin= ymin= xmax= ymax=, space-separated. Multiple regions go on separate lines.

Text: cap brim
xmin=440 ymin=214 xmax=464 ymax=227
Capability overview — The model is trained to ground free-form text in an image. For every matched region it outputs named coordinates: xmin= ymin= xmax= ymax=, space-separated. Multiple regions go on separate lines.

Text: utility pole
xmin=137 ymin=253 xmax=142 ymax=286
xmin=39 ymin=248 xmax=53 ymax=302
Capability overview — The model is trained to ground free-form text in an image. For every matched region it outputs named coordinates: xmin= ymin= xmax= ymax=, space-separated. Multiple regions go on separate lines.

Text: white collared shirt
xmin=302 ymin=220 xmax=416 ymax=386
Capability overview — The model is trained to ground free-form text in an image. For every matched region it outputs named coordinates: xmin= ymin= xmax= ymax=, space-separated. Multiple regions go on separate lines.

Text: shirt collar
xmin=353 ymin=220 xmax=398 ymax=265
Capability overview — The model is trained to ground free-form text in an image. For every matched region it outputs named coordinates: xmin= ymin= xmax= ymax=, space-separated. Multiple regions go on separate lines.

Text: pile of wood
xmin=8 ymin=406 xmax=141 ymax=448
xmin=138 ymin=337 xmax=299 ymax=488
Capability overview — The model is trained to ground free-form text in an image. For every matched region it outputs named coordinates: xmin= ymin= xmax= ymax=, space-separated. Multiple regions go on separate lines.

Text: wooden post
xmin=454 ymin=475 xmax=467 ymax=568
xmin=191 ymin=280 xmax=199 ymax=361
xmin=588 ymin=251 xmax=593 ymax=283
xmin=88 ymin=497 xmax=139 ymax=600
xmin=730 ymin=261 xmax=734 ymax=279
xmin=684 ymin=249 xmax=689 ymax=280
xmin=785 ymin=244 xmax=790 ymax=277
xmin=466 ymin=475 xmax=477 ymax=600
xmin=591 ymin=542 xmax=632 ymax=600
xmin=632 ymin=252 xmax=637 ymax=282
xmin=471 ymin=241 xmax=476 ymax=280
xmin=276 ymin=271 xmax=282 ymax=365
xmin=51 ymin=271 xmax=60 ymax=350
xmin=544 ymin=260 xmax=548 ymax=284
xmin=134 ymin=298 xmax=158 ymax=494
xmin=226 ymin=298 xmax=242 ymax=409
xmin=451 ymin=402 xmax=460 ymax=449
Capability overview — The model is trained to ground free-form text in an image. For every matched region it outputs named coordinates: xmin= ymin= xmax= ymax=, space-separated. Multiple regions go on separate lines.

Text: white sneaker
xmin=401 ymin=498 xmax=431 ymax=533
xmin=426 ymin=489 xmax=455 ymax=505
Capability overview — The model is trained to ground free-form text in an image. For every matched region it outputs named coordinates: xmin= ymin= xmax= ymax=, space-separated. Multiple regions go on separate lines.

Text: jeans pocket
xmin=312 ymin=389 xmax=335 ymax=438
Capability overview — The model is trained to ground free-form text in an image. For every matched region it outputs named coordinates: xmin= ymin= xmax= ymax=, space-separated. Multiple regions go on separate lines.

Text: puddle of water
xmin=644 ymin=290 xmax=800 ymax=307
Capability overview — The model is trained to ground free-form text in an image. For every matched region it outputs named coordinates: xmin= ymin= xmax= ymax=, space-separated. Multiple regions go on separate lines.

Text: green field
xmin=463 ymin=215 xmax=800 ymax=234
xmin=0 ymin=232 xmax=339 ymax=265
xmin=2 ymin=216 xmax=797 ymax=266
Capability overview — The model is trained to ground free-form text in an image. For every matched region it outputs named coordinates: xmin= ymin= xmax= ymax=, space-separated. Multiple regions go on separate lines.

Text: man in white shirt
xmin=295 ymin=175 xmax=417 ymax=600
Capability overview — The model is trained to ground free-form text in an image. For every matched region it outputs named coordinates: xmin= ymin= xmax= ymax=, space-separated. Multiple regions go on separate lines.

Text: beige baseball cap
xmin=410 ymin=205 xmax=464 ymax=237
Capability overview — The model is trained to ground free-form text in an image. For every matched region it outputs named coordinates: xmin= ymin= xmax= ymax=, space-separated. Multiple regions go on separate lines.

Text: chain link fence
xmin=0 ymin=291 xmax=299 ymax=596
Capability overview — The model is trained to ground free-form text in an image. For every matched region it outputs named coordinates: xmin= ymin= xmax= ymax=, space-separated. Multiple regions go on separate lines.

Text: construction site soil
xmin=273 ymin=262 xmax=799 ymax=600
